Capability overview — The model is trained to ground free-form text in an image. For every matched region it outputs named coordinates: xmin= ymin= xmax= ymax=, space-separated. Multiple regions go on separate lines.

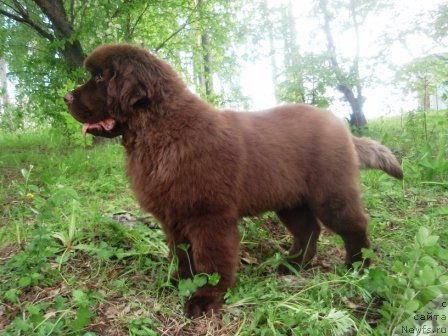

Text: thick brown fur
xmin=65 ymin=43 xmax=402 ymax=318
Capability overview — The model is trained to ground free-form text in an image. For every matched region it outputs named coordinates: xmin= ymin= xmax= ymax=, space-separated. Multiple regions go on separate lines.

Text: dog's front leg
xmin=182 ymin=213 xmax=240 ymax=318
xmin=167 ymin=228 xmax=195 ymax=282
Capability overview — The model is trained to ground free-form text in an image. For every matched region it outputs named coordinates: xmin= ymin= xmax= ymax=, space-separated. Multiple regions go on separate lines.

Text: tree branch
xmin=11 ymin=0 xmax=27 ymax=16
xmin=0 ymin=6 xmax=54 ymax=40
xmin=111 ymin=0 xmax=133 ymax=19
xmin=129 ymin=2 xmax=151 ymax=38
xmin=154 ymin=2 xmax=200 ymax=52
xmin=33 ymin=0 xmax=72 ymax=38
xmin=154 ymin=21 xmax=187 ymax=52
xmin=318 ymin=0 xmax=366 ymax=127
xmin=319 ymin=0 xmax=338 ymax=69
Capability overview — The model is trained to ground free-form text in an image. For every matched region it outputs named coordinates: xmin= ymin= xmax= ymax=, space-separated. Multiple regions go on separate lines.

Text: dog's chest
xmin=124 ymin=145 xmax=195 ymax=220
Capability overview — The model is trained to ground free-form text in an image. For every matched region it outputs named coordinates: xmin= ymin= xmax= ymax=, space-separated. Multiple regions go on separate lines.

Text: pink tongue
xmin=82 ymin=118 xmax=116 ymax=138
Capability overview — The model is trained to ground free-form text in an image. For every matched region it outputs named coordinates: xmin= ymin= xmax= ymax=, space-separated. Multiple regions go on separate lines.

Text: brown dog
xmin=64 ymin=43 xmax=402 ymax=318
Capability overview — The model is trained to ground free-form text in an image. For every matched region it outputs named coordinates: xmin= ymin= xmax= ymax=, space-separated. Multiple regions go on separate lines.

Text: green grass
xmin=0 ymin=111 xmax=447 ymax=335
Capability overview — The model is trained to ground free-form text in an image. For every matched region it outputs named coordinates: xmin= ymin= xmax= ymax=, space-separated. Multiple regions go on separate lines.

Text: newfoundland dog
xmin=64 ymin=43 xmax=402 ymax=318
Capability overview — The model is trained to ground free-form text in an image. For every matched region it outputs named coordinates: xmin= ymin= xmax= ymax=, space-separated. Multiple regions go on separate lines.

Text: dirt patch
xmin=157 ymin=314 xmax=239 ymax=336
xmin=87 ymin=293 xmax=240 ymax=335
xmin=341 ymin=295 xmax=383 ymax=327
xmin=0 ymin=244 xmax=21 ymax=266
xmin=259 ymin=216 xmax=288 ymax=240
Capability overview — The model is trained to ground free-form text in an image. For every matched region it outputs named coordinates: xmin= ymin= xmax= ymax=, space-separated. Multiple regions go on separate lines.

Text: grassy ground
xmin=0 ymin=111 xmax=447 ymax=335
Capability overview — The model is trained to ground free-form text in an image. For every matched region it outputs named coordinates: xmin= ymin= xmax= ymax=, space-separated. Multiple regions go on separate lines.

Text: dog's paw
xmin=184 ymin=294 xmax=223 ymax=318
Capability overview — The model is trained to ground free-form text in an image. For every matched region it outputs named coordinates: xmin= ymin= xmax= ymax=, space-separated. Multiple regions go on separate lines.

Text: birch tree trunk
xmin=0 ymin=58 xmax=9 ymax=113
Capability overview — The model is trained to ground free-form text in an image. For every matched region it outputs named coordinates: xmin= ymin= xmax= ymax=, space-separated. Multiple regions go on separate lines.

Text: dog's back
xmin=223 ymin=104 xmax=359 ymax=216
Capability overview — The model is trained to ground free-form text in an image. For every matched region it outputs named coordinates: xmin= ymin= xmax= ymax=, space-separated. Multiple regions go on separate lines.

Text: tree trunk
xmin=0 ymin=58 xmax=9 ymax=112
xmin=269 ymin=35 xmax=279 ymax=104
xmin=196 ymin=0 xmax=213 ymax=99
xmin=33 ymin=0 xmax=85 ymax=69
xmin=201 ymin=32 xmax=213 ymax=98
xmin=337 ymin=84 xmax=367 ymax=127
xmin=422 ymin=77 xmax=430 ymax=110
xmin=318 ymin=0 xmax=367 ymax=128
xmin=61 ymin=41 xmax=85 ymax=70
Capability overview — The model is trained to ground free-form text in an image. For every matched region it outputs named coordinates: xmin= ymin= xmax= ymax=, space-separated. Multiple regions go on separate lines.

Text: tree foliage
xmin=395 ymin=54 xmax=448 ymax=110
xmin=313 ymin=0 xmax=391 ymax=127
xmin=265 ymin=2 xmax=332 ymax=107
xmin=431 ymin=3 xmax=448 ymax=47
xmin=0 ymin=0 xmax=256 ymax=130
xmin=0 ymin=0 xmax=446 ymax=132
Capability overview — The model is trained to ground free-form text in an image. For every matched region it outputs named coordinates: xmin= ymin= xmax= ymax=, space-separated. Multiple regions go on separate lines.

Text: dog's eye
xmin=93 ymin=74 xmax=103 ymax=83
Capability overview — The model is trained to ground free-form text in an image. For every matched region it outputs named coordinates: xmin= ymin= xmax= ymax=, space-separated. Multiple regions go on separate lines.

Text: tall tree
xmin=277 ymin=1 xmax=305 ymax=104
xmin=317 ymin=0 xmax=369 ymax=127
xmin=266 ymin=1 xmax=332 ymax=107
xmin=395 ymin=54 xmax=448 ymax=110
xmin=182 ymin=0 xmax=252 ymax=107
xmin=0 ymin=0 xmax=84 ymax=69
xmin=0 ymin=57 xmax=8 ymax=112
xmin=314 ymin=0 xmax=392 ymax=127
xmin=430 ymin=3 xmax=448 ymax=47
xmin=195 ymin=0 xmax=214 ymax=99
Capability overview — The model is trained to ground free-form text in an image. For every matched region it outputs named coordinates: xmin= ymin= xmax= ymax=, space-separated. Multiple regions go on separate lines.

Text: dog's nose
xmin=64 ymin=92 xmax=74 ymax=104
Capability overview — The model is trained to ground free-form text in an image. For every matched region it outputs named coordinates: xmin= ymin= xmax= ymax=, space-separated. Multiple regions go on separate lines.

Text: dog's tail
xmin=353 ymin=136 xmax=403 ymax=179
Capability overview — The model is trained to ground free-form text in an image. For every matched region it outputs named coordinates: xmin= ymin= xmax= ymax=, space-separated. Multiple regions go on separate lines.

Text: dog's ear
xmin=106 ymin=59 xmax=153 ymax=121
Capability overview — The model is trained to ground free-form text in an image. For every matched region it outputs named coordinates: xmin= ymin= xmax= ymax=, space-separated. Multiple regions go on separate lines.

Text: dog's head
xmin=64 ymin=43 xmax=182 ymax=138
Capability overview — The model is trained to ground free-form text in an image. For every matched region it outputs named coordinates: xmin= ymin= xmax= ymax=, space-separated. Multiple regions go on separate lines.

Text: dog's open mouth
xmin=82 ymin=118 xmax=116 ymax=138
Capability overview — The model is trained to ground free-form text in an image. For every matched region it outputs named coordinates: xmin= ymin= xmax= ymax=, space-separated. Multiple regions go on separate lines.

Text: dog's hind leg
xmin=276 ymin=204 xmax=321 ymax=270
xmin=310 ymin=185 xmax=371 ymax=268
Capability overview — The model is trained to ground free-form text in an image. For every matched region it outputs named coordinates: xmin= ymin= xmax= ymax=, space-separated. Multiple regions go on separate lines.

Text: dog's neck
xmin=121 ymin=89 xmax=220 ymax=154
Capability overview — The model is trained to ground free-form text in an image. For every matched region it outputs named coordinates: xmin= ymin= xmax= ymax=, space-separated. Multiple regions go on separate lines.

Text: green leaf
xmin=421 ymin=286 xmax=442 ymax=302
xmin=208 ymin=273 xmax=221 ymax=286
xmin=20 ymin=167 xmax=31 ymax=180
xmin=177 ymin=243 xmax=190 ymax=252
xmin=54 ymin=295 xmax=67 ymax=310
xmin=405 ymin=299 xmax=420 ymax=313
xmin=423 ymin=235 xmax=439 ymax=247
xmin=439 ymin=275 xmax=448 ymax=286
xmin=72 ymin=289 xmax=89 ymax=307
xmin=19 ymin=276 xmax=32 ymax=288
xmin=436 ymin=248 xmax=448 ymax=261
xmin=193 ymin=274 xmax=208 ymax=287
xmin=366 ymin=267 xmax=388 ymax=291
xmin=13 ymin=317 xmax=30 ymax=332
xmin=72 ymin=306 xmax=92 ymax=332
xmin=26 ymin=303 xmax=41 ymax=315
xmin=391 ymin=260 xmax=405 ymax=273
xmin=418 ymin=265 xmax=436 ymax=286
xmin=419 ymin=256 xmax=438 ymax=267
xmin=5 ymin=288 xmax=20 ymax=303
xmin=404 ymin=288 xmax=416 ymax=301
xmin=436 ymin=207 xmax=448 ymax=216
xmin=31 ymin=272 xmax=43 ymax=281
xmin=416 ymin=227 xmax=429 ymax=246
xmin=178 ymin=278 xmax=196 ymax=297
